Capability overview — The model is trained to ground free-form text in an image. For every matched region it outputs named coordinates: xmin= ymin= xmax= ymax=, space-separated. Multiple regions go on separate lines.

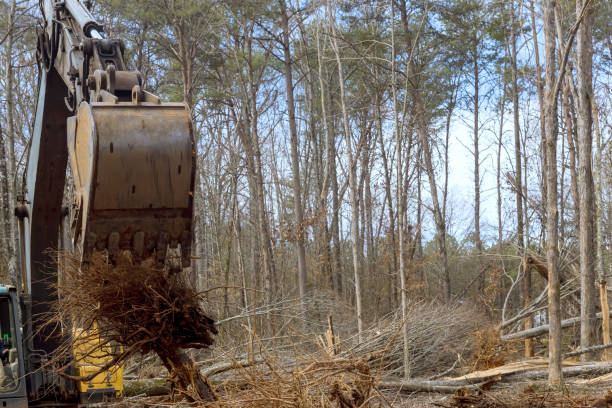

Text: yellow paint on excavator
xmin=72 ymin=327 xmax=123 ymax=398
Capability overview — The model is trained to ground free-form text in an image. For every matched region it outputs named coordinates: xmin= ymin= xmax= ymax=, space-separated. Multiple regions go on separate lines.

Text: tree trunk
xmin=510 ymin=2 xmax=531 ymax=358
xmin=542 ymin=0 xmax=562 ymax=387
xmin=594 ymin=99 xmax=610 ymax=361
xmin=0 ymin=127 xmax=12 ymax=279
xmin=391 ymin=1 xmax=410 ymax=377
xmin=4 ymin=0 xmax=17 ymax=282
xmin=472 ymin=46 xmax=483 ymax=293
xmin=529 ymin=0 xmax=548 ymax=229
xmin=575 ymin=0 xmax=596 ymax=361
xmin=279 ymin=0 xmax=308 ymax=310
xmin=327 ymin=0 xmax=363 ymax=340
xmin=398 ymin=0 xmax=450 ymax=301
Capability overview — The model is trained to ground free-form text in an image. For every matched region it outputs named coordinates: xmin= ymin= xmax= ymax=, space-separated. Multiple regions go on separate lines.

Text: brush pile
xmin=53 ymin=252 xmax=218 ymax=401
xmin=342 ymin=301 xmax=480 ymax=377
xmin=202 ymin=352 xmax=381 ymax=407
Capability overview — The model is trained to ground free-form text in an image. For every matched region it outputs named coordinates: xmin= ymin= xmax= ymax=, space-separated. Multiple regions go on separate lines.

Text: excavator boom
xmin=15 ymin=0 xmax=195 ymax=404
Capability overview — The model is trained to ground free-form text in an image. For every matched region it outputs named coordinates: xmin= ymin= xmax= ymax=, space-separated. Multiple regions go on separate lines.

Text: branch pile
xmin=209 ymin=352 xmax=384 ymax=407
xmin=341 ymin=301 xmax=480 ymax=377
xmin=53 ymin=252 xmax=218 ymax=402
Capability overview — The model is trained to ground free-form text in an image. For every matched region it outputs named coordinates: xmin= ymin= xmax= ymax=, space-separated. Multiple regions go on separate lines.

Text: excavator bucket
xmin=66 ymin=97 xmax=194 ymax=269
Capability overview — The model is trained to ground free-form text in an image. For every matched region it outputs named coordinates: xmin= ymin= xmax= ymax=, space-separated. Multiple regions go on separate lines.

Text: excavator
xmin=0 ymin=0 xmax=196 ymax=406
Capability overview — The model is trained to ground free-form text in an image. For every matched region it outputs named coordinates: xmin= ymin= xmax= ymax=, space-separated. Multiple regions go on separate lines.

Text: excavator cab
xmin=0 ymin=287 xmax=28 ymax=407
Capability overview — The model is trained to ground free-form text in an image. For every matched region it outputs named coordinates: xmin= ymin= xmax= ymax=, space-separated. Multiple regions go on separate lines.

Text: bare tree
xmin=509 ymin=0 xmax=530 ymax=357
xmin=541 ymin=0 xmax=592 ymax=386
xmin=327 ymin=0 xmax=364 ymax=340
xmin=542 ymin=0 xmax=562 ymax=386
xmin=575 ymin=0 xmax=596 ymax=360
xmin=3 ymin=0 xmax=17 ymax=282
xmin=279 ymin=0 xmax=308 ymax=308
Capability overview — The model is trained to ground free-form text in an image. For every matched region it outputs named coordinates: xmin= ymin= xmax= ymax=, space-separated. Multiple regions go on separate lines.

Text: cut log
xmin=448 ymin=359 xmax=582 ymax=382
xmin=124 ymin=378 xmax=171 ymax=397
xmin=503 ymin=363 xmax=612 ymax=381
xmin=563 ymin=343 xmax=612 ymax=358
xmin=501 ymin=311 xmax=612 ymax=341
xmin=378 ymin=380 xmax=488 ymax=394
xmin=574 ymin=371 xmax=612 ymax=385
xmin=200 ymin=357 xmax=264 ymax=378
xmin=379 ymin=362 xmax=612 ymax=394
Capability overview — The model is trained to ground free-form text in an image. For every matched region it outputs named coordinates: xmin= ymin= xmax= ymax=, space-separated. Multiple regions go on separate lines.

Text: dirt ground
xmin=388 ymin=380 xmax=612 ymax=407
xmin=104 ymin=380 xmax=612 ymax=407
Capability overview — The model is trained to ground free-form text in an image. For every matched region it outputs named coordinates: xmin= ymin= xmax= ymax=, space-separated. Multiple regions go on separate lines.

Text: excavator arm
xmin=15 ymin=0 xmax=195 ymax=403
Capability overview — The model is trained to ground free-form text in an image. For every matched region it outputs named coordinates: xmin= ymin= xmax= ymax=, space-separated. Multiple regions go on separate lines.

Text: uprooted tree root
xmin=52 ymin=252 xmax=218 ymax=402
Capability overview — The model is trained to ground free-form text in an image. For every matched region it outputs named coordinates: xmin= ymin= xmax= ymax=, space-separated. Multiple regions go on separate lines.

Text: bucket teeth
xmin=132 ymin=231 xmax=145 ymax=264
xmin=180 ymin=230 xmax=191 ymax=268
xmin=108 ymin=232 xmax=120 ymax=264
xmin=84 ymin=232 xmax=97 ymax=263
xmin=81 ymin=230 xmax=187 ymax=271
xmin=155 ymin=232 xmax=169 ymax=269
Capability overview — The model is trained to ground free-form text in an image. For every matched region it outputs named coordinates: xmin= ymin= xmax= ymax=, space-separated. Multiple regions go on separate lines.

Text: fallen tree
xmin=501 ymin=311 xmax=612 ymax=341
xmin=379 ymin=360 xmax=612 ymax=394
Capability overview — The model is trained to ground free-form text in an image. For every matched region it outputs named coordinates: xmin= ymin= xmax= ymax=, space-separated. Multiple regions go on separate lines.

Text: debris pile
xmin=342 ymin=301 xmax=480 ymax=377
xmin=212 ymin=352 xmax=381 ymax=407
xmin=53 ymin=252 xmax=218 ymax=401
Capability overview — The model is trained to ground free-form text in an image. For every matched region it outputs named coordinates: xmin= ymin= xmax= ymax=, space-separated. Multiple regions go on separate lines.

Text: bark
xmin=510 ymin=2 xmax=531 ymax=358
xmin=472 ymin=44 xmax=483 ymax=292
xmin=541 ymin=0 xmax=592 ymax=386
xmin=3 ymin=0 xmax=17 ymax=282
xmin=279 ymin=0 xmax=308 ymax=308
xmin=0 ymin=127 xmax=12 ymax=277
xmin=542 ymin=0 xmax=562 ymax=387
xmin=601 ymin=282 xmax=611 ymax=361
xmin=564 ymin=91 xmax=580 ymax=221
xmin=575 ymin=0 xmax=596 ymax=361
xmin=529 ymin=0 xmax=547 ymax=225
xmin=594 ymin=100 xmax=610 ymax=360
xmin=391 ymin=1 xmax=409 ymax=377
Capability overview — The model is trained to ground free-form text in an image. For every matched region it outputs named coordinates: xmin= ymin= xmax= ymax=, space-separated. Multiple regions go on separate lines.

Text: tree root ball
xmin=53 ymin=252 xmax=217 ymax=402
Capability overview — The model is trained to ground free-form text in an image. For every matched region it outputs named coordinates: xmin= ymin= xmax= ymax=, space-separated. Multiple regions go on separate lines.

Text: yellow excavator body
xmin=72 ymin=328 xmax=124 ymax=403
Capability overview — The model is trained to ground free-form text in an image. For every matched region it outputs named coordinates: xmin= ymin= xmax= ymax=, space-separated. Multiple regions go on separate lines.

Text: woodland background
xmin=0 ymin=0 xmax=610 ymax=383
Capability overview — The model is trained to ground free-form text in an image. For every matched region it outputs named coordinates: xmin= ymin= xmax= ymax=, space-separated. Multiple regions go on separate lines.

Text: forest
xmin=0 ymin=0 xmax=611 ymax=406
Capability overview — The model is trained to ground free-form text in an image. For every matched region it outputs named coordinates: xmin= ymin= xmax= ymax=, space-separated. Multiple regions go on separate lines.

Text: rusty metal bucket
xmin=67 ymin=98 xmax=195 ymax=268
